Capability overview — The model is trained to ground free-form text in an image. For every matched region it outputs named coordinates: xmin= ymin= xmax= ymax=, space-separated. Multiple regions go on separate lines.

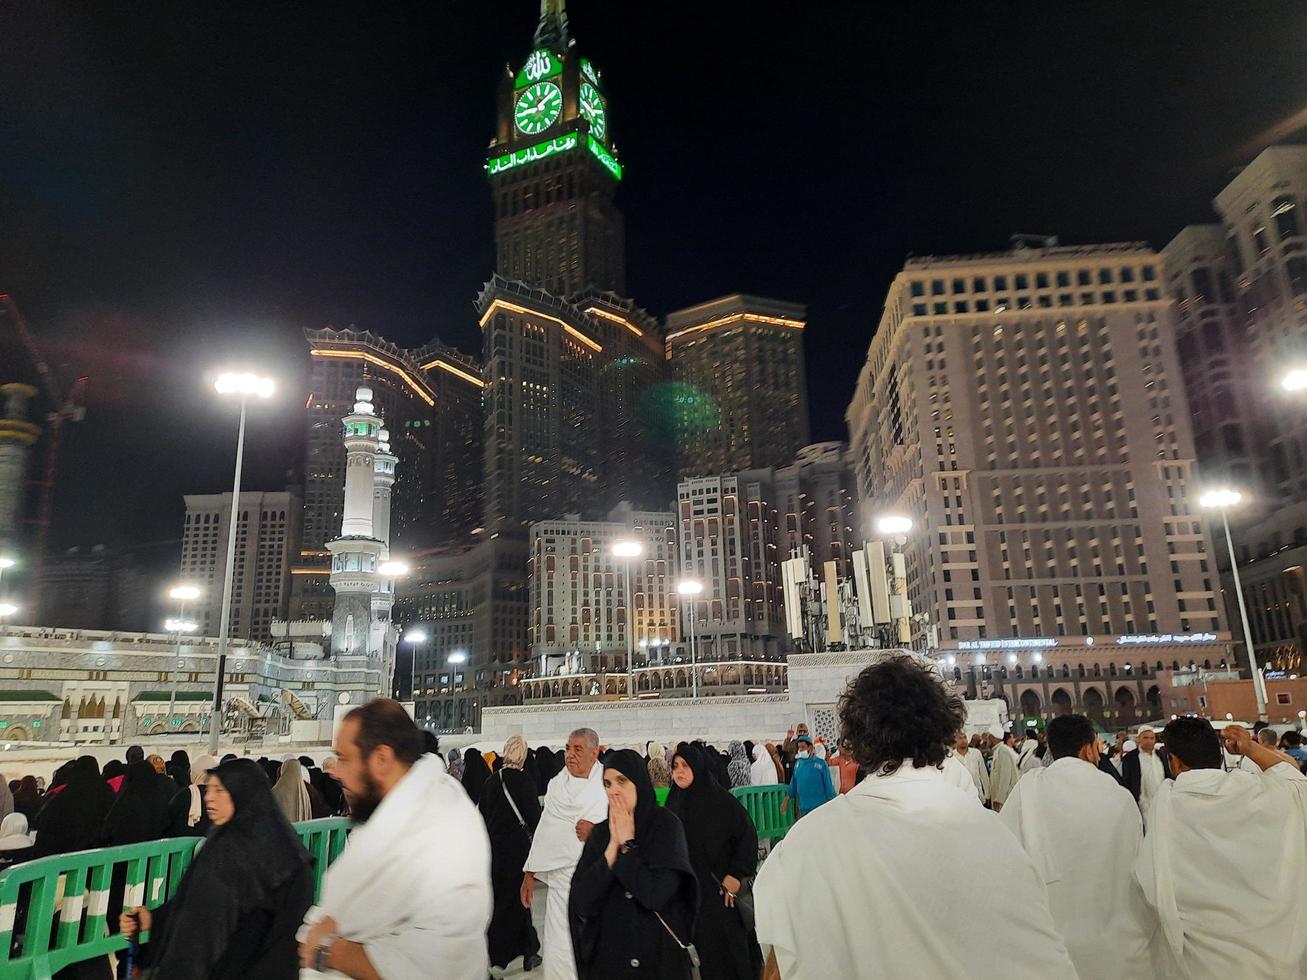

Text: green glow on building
xmin=580 ymin=58 xmax=599 ymax=85
xmin=515 ymin=49 xmax=562 ymax=88
xmin=486 ymin=134 xmax=579 ymax=175
xmin=485 ymin=133 xmax=622 ymax=182
xmin=586 ymin=135 xmax=622 ymax=180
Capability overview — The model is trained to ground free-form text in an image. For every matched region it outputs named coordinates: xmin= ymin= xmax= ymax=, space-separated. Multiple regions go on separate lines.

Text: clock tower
xmin=488 ymin=0 xmax=625 ymax=296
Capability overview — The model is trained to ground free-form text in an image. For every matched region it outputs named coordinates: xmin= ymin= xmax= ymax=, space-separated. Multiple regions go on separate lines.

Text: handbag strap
xmin=500 ymin=772 xmax=528 ymax=831
xmin=653 ymin=910 xmax=689 ymax=950
xmin=654 ymin=910 xmax=702 ymax=977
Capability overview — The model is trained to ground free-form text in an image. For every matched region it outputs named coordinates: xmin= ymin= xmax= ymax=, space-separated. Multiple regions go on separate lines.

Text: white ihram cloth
xmin=755 ymin=764 xmax=1076 ymax=980
xmin=1017 ymin=738 xmax=1042 ymax=774
xmin=301 ymin=754 xmax=491 ymax=979
xmin=954 ymin=747 xmax=990 ymax=802
xmin=1000 ymin=757 xmax=1154 ymax=980
xmin=750 ymin=744 xmax=779 ymax=786
xmin=942 ymin=751 xmax=981 ymax=803
xmin=524 ymin=763 xmax=608 ymax=980
xmin=1134 ymin=762 xmax=1307 ymax=980
xmin=990 ymin=742 xmax=1021 ymax=806
xmin=1136 ymin=749 xmax=1165 ymax=815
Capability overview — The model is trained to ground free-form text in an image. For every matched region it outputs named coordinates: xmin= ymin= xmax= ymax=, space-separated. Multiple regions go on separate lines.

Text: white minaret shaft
xmin=340 ymin=389 xmax=379 ymax=537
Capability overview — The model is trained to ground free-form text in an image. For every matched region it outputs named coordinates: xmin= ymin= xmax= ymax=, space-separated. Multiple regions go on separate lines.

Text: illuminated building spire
xmin=534 ymin=0 xmax=569 ymax=52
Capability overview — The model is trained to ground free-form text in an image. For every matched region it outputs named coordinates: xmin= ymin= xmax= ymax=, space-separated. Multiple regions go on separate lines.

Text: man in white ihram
xmin=756 ymin=656 xmax=1076 ymax=980
xmin=951 ymin=731 xmax=990 ymax=803
xmin=999 ymin=713 xmax=1155 ymax=979
xmin=521 ymin=728 xmax=607 ymax=980
xmin=988 ymin=727 xmax=1021 ymax=811
xmin=1134 ymin=717 xmax=1307 ymax=979
xmin=298 ymin=698 xmax=491 ymax=979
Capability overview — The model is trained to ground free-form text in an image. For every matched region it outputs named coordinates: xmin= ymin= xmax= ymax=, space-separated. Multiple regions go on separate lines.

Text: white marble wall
xmin=480 ymin=649 xmax=899 ymax=747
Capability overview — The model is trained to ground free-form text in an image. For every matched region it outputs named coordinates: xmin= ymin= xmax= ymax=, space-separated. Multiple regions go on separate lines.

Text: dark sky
xmin=2 ymin=1 xmax=1305 ymax=559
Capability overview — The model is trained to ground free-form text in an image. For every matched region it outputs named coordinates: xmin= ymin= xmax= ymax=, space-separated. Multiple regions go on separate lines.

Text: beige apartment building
xmin=847 ymin=240 xmax=1232 ymax=720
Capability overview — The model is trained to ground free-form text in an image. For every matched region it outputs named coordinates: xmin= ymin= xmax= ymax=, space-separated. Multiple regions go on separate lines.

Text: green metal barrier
xmin=0 ymin=817 xmax=350 ymax=980
xmin=732 ymin=785 xmax=796 ymax=841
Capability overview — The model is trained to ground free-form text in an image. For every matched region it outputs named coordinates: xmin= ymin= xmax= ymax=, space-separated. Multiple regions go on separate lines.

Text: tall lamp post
xmin=677 ymin=579 xmax=704 ymax=698
xmin=402 ymin=629 xmax=427 ymax=705
xmin=1199 ymin=489 xmax=1268 ymax=721
xmin=165 ymin=583 xmax=200 ymax=729
xmin=208 ymin=371 xmax=274 ymax=755
xmin=0 ymin=556 xmax=15 ymax=629
xmin=612 ymin=540 xmax=644 ymax=699
xmin=876 ymin=515 xmax=914 ymax=646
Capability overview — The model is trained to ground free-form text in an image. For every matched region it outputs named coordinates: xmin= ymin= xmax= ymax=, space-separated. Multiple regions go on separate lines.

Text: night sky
xmin=2 ymin=1 xmax=1305 ymax=561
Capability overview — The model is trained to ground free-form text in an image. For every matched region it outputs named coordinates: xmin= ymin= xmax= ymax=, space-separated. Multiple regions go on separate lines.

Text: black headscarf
xmin=666 ymin=743 xmax=757 ymax=877
xmin=103 ymin=759 xmax=127 ymax=783
xmin=461 ymin=749 xmax=492 ymax=805
xmin=33 ymin=756 xmax=115 ymax=857
xmin=143 ymin=758 xmax=312 ymax=975
xmin=167 ymin=750 xmax=191 ymax=789
xmin=569 ymin=749 xmax=699 ymax=971
xmin=102 ymin=761 xmax=172 ymax=846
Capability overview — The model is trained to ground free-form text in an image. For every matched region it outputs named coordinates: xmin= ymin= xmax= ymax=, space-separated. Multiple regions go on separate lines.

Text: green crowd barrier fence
xmin=732 ymin=784 xmax=796 ymax=841
xmin=0 ymin=817 xmax=351 ymax=980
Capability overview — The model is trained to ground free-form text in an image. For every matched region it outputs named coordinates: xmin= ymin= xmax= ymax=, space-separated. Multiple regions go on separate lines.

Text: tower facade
xmin=666 ymin=295 xmax=810 ymax=479
xmin=326 ymin=387 xmax=398 ymax=695
xmin=479 ymin=2 xmax=669 ymax=532
xmin=488 ymin=0 xmax=625 ymax=296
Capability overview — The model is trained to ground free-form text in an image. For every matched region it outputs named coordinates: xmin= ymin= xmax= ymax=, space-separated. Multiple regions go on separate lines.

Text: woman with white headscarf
xmin=0 ymin=812 xmax=35 ymax=871
xmin=272 ymin=758 xmax=312 ymax=823
xmin=751 ymin=744 xmax=780 ymax=786
xmin=479 ymin=735 xmax=542 ymax=972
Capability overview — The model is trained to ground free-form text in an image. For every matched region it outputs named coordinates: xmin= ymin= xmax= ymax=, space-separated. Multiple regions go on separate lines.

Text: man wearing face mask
xmin=782 ymin=734 xmax=836 ymax=819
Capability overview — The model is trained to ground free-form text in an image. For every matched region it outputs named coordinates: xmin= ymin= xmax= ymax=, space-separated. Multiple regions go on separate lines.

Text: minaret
xmin=534 ymin=0 xmax=569 ymax=50
xmin=326 ymin=387 xmax=398 ymax=694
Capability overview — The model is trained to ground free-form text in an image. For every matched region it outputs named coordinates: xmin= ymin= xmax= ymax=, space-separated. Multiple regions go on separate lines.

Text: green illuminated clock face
xmin=515 ymin=81 xmax=563 ymax=135
xmin=578 ymin=82 xmax=606 ymax=141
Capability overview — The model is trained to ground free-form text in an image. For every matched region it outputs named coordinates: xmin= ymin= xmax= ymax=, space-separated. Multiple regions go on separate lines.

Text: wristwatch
xmin=618 ymin=839 xmax=637 ymax=855
xmin=313 ymin=939 xmax=335 ymax=973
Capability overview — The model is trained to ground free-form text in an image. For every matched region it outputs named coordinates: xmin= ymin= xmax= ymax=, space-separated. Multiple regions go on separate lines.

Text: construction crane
xmin=0 ymin=294 xmax=89 ymax=603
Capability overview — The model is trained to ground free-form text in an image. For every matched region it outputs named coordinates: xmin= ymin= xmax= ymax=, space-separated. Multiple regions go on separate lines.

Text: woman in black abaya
xmin=460 ymin=747 xmax=492 ymax=805
xmin=32 ymin=756 xmax=115 ymax=858
xmin=569 ymin=749 xmax=698 ymax=980
xmin=119 ymin=758 xmax=313 ymax=979
xmin=666 ymin=743 xmax=762 ymax=980
xmin=479 ymin=735 xmax=543 ymax=971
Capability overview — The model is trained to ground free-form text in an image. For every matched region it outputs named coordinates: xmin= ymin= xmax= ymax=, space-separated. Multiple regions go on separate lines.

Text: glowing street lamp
xmin=208 ymin=370 xmax=275 ymax=755
xmin=876 ymin=515 xmax=914 ymax=537
xmin=0 ymin=556 xmax=15 ymax=607
xmin=378 ymin=560 xmax=410 ymax=578
xmin=1199 ymin=488 xmax=1267 ymax=720
xmin=1280 ymin=368 xmax=1307 ymax=393
xmin=612 ymin=540 xmax=644 ymax=698
xmin=0 ymin=602 xmax=18 ymax=620
xmin=677 ymin=579 xmax=704 ymax=697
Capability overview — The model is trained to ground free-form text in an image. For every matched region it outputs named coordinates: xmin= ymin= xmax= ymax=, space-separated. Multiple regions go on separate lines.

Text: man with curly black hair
xmin=754 ymin=655 xmax=1075 ymax=980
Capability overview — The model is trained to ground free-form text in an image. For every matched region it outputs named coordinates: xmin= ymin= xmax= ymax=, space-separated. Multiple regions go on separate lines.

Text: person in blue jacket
xmin=782 ymin=735 xmax=836 ymax=818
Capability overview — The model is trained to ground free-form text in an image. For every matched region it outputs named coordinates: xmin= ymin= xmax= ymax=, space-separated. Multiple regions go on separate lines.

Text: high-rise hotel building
xmin=477 ymin=5 xmax=670 ymax=532
xmin=847 ymin=241 xmax=1231 ymax=719
xmin=666 ymin=294 xmax=810 ymax=479
xmin=1165 ymin=145 xmax=1307 ymax=667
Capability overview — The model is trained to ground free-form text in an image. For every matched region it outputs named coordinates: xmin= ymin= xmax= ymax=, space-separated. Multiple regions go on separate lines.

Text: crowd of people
xmin=2 ymin=661 xmax=1306 ymax=978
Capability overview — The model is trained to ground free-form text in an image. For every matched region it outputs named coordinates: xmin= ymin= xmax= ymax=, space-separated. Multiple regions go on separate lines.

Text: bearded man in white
xmin=755 ymin=656 xmax=1076 ymax=980
xmin=299 ymin=699 xmax=491 ymax=979
xmin=521 ymin=728 xmax=607 ymax=980
xmin=1000 ymin=713 xmax=1155 ymax=979
xmin=1134 ymin=718 xmax=1307 ymax=979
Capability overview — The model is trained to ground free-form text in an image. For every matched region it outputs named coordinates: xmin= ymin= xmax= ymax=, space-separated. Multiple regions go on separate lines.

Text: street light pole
xmin=613 ymin=540 xmax=643 ymax=700
xmin=1200 ymin=489 xmax=1268 ymax=721
xmin=677 ymin=579 xmax=704 ymax=698
xmin=208 ymin=372 xmax=274 ymax=755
